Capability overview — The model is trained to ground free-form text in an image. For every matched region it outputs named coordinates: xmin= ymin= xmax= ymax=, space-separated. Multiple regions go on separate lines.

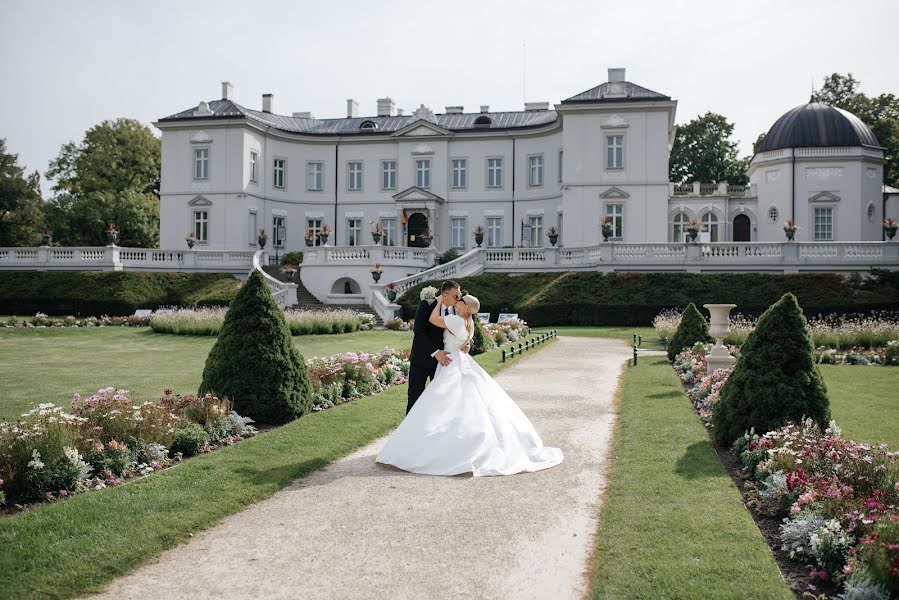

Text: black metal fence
xmin=501 ymin=330 xmax=558 ymax=363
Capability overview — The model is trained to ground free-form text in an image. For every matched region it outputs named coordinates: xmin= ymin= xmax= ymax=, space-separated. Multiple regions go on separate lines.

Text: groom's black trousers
xmin=406 ymin=361 xmax=438 ymax=414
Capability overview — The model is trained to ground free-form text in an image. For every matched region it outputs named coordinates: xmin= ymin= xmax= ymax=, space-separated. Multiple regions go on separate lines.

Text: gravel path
xmin=90 ymin=337 xmax=632 ymax=600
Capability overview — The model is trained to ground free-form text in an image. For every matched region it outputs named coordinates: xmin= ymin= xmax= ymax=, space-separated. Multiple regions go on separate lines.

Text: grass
xmin=589 ymin=356 xmax=792 ymax=600
xmin=551 ymin=326 xmax=665 ymax=350
xmin=821 ymin=364 xmax=899 ymax=447
xmin=0 ymin=335 xmax=553 ymax=600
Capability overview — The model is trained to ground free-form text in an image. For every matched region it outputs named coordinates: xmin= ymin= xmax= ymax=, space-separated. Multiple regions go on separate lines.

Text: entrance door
xmin=407 ymin=212 xmax=429 ymax=247
xmin=733 ymin=214 xmax=751 ymax=242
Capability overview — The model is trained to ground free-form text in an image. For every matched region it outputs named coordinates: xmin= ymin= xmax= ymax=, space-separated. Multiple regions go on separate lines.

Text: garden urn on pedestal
xmin=703 ymin=303 xmax=737 ymax=372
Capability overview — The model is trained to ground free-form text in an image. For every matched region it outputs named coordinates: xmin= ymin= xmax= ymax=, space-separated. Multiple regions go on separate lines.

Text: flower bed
xmin=149 ymin=307 xmax=375 ymax=336
xmin=307 ymin=347 xmax=410 ymax=411
xmin=4 ymin=313 xmax=151 ymax=328
xmin=483 ymin=318 xmax=530 ymax=348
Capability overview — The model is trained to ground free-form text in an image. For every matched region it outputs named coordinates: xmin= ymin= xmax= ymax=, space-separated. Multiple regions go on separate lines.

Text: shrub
xmin=83 ymin=440 xmax=132 ymax=477
xmin=666 ymin=303 xmax=713 ymax=361
xmin=438 ymin=248 xmax=460 ymax=265
xmin=199 ymin=270 xmax=313 ymax=424
xmin=170 ymin=423 xmax=208 ymax=457
xmin=469 ymin=318 xmax=489 ymax=356
xmin=713 ymin=293 xmax=830 ymax=445
xmin=280 ymin=251 xmax=304 ymax=265
xmin=384 ymin=317 xmax=407 ymax=331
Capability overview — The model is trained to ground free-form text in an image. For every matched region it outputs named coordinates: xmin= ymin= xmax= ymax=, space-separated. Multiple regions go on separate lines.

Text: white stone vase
xmin=703 ymin=303 xmax=737 ymax=373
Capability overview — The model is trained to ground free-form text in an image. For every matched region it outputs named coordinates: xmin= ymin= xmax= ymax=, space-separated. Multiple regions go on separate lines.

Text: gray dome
xmin=757 ymin=101 xmax=881 ymax=153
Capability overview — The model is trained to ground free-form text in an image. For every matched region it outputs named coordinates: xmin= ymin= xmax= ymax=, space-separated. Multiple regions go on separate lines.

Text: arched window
xmin=672 ymin=212 xmax=689 ymax=241
xmin=360 ymin=120 xmax=378 ymax=131
xmin=474 ymin=115 xmax=492 ymax=127
xmin=702 ymin=212 xmax=719 ymax=242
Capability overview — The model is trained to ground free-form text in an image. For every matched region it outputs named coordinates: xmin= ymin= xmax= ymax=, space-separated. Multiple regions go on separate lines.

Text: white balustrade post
xmin=782 ymin=242 xmax=799 ymax=273
xmin=36 ymin=246 xmax=50 ymax=270
xmin=283 ymin=283 xmax=298 ymax=307
xmin=544 ymin=246 xmax=559 ymax=265
xmin=685 ymin=242 xmax=701 ymax=272
xmin=104 ymin=245 xmax=123 ymax=271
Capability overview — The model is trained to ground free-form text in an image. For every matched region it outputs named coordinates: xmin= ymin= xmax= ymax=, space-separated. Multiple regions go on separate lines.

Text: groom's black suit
xmin=407 ymin=299 xmax=452 ymax=414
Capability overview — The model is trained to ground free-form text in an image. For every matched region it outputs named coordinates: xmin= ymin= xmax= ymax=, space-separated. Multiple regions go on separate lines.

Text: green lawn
xmin=589 ymin=356 xmax=792 ymax=600
xmin=551 ymin=326 xmax=665 ymax=350
xmin=822 ymin=364 xmax=899 ymax=447
xmin=0 ymin=334 xmax=555 ymax=600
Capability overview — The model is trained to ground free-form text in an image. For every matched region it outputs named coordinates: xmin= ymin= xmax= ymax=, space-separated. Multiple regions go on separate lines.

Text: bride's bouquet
xmin=420 ymin=286 xmax=438 ymax=303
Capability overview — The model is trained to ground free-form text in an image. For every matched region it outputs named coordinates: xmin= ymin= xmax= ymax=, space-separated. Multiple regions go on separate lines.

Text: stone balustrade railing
xmin=301 ymin=245 xmax=436 ymax=267
xmin=0 ymin=246 xmax=255 ymax=273
xmin=670 ymin=182 xmax=754 ymax=198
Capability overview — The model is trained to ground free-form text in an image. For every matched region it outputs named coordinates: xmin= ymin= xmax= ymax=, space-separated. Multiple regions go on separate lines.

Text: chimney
xmin=292 ymin=111 xmax=314 ymax=119
xmin=608 ymin=68 xmax=625 ymax=83
xmin=445 ymin=106 xmax=464 ymax=114
xmin=524 ymin=102 xmax=549 ymax=111
xmin=480 ymin=105 xmax=490 ymax=113
xmin=262 ymin=93 xmax=274 ymax=113
xmin=221 ymin=81 xmax=234 ymax=100
xmin=377 ymin=97 xmax=395 ymax=117
xmin=347 ymin=99 xmax=359 ymax=118
xmin=396 ymin=108 xmax=404 ymax=116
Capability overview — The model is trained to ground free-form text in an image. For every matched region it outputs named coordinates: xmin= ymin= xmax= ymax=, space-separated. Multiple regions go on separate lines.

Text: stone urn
xmin=258 ymin=236 xmax=267 ymax=249
xmin=386 ymin=289 xmax=397 ymax=302
xmin=703 ymin=303 xmax=737 ymax=373
xmin=548 ymin=234 xmax=558 ymax=246
xmin=371 ymin=271 xmax=382 ymax=283
xmin=785 ymin=229 xmax=796 ymax=241
xmin=686 ymin=228 xmax=699 ymax=242
xmin=106 ymin=230 xmax=119 ymax=245
xmin=886 ymin=226 xmax=897 ymax=241
xmin=305 ymin=237 xmax=314 ymax=247
xmin=474 ymin=233 xmax=484 ymax=247
xmin=187 ymin=239 xmax=195 ymax=249
xmin=318 ymin=233 xmax=329 ymax=246
xmin=372 ymin=232 xmax=382 ymax=245
xmin=602 ymin=227 xmax=612 ymax=242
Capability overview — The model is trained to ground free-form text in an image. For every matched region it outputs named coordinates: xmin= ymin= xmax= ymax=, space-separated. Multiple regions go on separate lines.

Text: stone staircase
xmin=272 ymin=268 xmax=383 ymax=325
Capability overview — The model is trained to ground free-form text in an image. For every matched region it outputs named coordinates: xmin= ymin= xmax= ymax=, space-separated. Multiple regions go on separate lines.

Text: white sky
xmin=2 ymin=0 xmax=897 ymax=196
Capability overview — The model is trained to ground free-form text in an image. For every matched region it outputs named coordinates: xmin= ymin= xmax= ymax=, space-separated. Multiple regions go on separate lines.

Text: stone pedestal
xmin=703 ymin=303 xmax=736 ymax=372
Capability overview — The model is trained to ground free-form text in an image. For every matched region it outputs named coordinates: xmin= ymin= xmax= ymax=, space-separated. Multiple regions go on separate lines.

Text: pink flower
xmin=163 ymin=389 xmax=173 ymax=396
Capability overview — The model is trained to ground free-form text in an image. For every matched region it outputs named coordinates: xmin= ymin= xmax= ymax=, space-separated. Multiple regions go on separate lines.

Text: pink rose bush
xmin=307 ymin=347 xmax=410 ymax=411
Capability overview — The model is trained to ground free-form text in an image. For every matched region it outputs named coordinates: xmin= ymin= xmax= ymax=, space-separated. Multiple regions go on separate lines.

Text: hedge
xmin=397 ymin=271 xmax=899 ymax=326
xmin=0 ymin=271 xmax=241 ymax=316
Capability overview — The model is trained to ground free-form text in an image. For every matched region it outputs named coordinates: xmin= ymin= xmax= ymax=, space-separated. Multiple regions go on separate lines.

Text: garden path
xmin=91 ymin=337 xmax=632 ymax=600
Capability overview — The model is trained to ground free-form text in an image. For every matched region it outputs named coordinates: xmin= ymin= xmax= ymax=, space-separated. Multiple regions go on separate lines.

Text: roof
xmin=884 ymin=184 xmax=899 ymax=194
xmin=561 ymin=81 xmax=671 ymax=104
xmin=158 ymin=99 xmax=558 ymax=135
xmin=756 ymin=101 xmax=881 ymax=152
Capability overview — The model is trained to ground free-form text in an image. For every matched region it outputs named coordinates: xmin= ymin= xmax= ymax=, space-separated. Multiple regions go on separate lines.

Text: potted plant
xmin=257 ymin=228 xmax=268 ymax=249
xmin=419 ymin=228 xmax=432 ymax=247
xmin=601 ymin=216 xmax=614 ymax=242
xmin=185 ymin=232 xmax=196 ymax=249
xmin=884 ymin=217 xmax=898 ymax=241
xmin=282 ymin=264 xmax=297 ymax=281
xmin=40 ymin=227 xmax=51 ymax=247
xmin=304 ymin=228 xmax=316 ymax=247
xmin=783 ymin=219 xmax=798 ymax=241
xmin=685 ymin=219 xmax=700 ymax=242
xmin=105 ymin=223 xmax=119 ymax=245
xmin=473 ymin=225 xmax=485 ymax=247
xmin=371 ymin=222 xmax=384 ymax=245
xmin=547 ymin=226 xmax=559 ymax=246
xmin=370 ymin=263 xmax=383 ymax=283
xmin=385 ymin=282 xmax=398 ymax=302
xmin=319 ymin=224 xmax=332 ymax=246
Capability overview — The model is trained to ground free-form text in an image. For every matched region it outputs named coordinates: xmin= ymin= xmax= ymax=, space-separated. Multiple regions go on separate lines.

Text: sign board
xmin=477 ymin=313 xmax=491 ymax=324
xmin=134 ymin=309 xmax=153 ymax=317
xmin=497 ymin=313 xmax=519 ymax=322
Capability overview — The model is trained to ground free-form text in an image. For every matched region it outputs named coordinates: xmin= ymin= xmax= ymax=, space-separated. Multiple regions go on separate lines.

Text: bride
xmin=376 ymin=294 xmax=563 ymax=476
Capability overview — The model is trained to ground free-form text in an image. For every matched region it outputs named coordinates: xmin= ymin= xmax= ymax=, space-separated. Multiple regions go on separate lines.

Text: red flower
xmin=163 ymin=389 xmax=173 ymax=396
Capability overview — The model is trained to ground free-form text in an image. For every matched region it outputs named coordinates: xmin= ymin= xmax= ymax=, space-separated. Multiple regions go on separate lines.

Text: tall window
xmin=193 ymin=210 xmax=208 ymax=242
xmin=347 ymin=218 xmax=361 ymax=246
xmin=606 ymin=135 xmax=624 ymax=169
xmin=672 ymin=212 xmax=689 ymax=241
xmin=273 ymin=216 xmax=286 ymax=247
xmin=605 ymin=204 xmax=623 ymax=240
xmin=529 ymin=155 xmax=544 ymax=187
xmin=487 ymin=217 xmax=502 ymax=247
xmin=452 ymin=159 xmax=467 ymax=189
xmin=487 ymin=158 xmax=503 ymax=188
xmin=814 ymin=208 xmax=833 ymax=240
xmin=381 ymin=218 xmax=397 ymax=246
xmin=347 ymin=161 xmax=363 ymax=191
xmin=558 ymin=213 xmax=563 ymax=242
xmin=248 ymin=212 xmax=257 ymax=246
xmin=701 ymin=212 xmax=719 ymax=242
xmin=416 ymin=159 xmax=431 ymax=188
xmin=558 ymin=150 xmax=563 ymax=182
xmin=528 ymin=215 xmax=543 ymax=247
xmin=451 ymin=217 xmax=466 ymax=249
xmin=249 ymin=151 xmax=258 ymax=183
xmin=307 ymin=162 xmax=323 ymax=191
xmin=307 ymin=218 xmax=322 ymax=246
xmin=273 ymin=158 xmax=286 ymax=188
xmin=193 ymin=148 xmax=209 ymax=180
xmin=381 ymin=161 xmax=397 ymax=190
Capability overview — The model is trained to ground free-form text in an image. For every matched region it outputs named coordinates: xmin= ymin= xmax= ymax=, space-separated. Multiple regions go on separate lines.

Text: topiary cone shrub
xmin=712 ymin=292 xmax=830 ymax=446
xmin=666 ymin=302 xmax=714 ymax=361
xmin=199 ymin=271 xmax=312 ymax=424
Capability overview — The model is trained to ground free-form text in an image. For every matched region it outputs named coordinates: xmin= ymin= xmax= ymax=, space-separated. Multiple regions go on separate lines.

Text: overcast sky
xmin=2 ymin=0 xmax=897 ymax=196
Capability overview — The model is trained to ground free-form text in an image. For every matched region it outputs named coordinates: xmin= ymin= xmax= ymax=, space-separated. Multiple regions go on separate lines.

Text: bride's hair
xmin=461 ymin=294 xmax=480 ymax=315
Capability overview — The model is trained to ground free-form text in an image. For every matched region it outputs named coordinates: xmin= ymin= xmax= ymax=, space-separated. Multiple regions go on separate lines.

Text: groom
xmin=407 ymin=280 xmax=468 ymax=414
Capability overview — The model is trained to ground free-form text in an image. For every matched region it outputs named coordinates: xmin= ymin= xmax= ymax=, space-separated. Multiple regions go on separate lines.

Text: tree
xmin=199 ymin=271 xmax=312 ymax=425
xmin=45 ymin=119 xmax=160 ymax=246
xmin=666 ymin=302 xmax=714 ymax=361
xmin=0 ymin=139 xmax=43 ymax=246
xmin=669 ymin=112 xmax=749 ymax=186
xmin=712 ymin=293 xmax=830 ymax=446
xmin=813 ymin=73 xmax=899 ymax=187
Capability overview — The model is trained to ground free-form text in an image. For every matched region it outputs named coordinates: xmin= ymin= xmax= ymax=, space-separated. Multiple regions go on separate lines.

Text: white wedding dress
xmin=377 ymin=314 xmax=563 ymax=476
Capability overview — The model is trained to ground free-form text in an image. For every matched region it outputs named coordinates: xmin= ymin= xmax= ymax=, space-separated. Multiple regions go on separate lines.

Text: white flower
xmin=28 ymin=449 xmax=45 ymax=470
xmin=420 ymin=286 xmax=438 ymax=301
xmin=64 ymin=446 xmax=81 ymax=466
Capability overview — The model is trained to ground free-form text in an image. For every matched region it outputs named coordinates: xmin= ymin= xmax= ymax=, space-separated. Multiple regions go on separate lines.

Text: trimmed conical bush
xmin=712 ymin=292 xmax=830 ymax=445
xmin=199 ymin=271 xmax=312 ymax=424
xmin=470 ymin=318 xmax=489 ymax=356
xmin=666 ymin=302 xmax=714 ymax=361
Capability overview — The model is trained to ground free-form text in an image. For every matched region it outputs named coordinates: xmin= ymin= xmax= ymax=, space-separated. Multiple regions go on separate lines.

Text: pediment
xmin=188 ymin=195 xmax=213 ymax=206
xmin=808 ymin=191 xmax=841 ymax=203
xmin=190 ymin=130 xmax=213 ymax=144
xmin=391 ymin=119 xmax=451 ymax=138
xmin=599 ymin=186 xmax=630 ymax=199
xmin=392 ymin=186 xmax=445 ymax=204
xmin=600 ymin=114 xmax=629 ymax=129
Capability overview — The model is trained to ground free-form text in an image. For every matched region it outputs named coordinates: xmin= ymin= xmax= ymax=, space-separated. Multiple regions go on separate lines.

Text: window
xmin=273 ymin=158 xmax=286 ymax=189
xmin=380 ymin=218 xmax=397 ymax=246
xmin=307 ymin=162 xmax=323 ymax=191
xmin=814 ymin=208 xmax=833 ymax=240
xmin=528 ymin=215 xmax=543 ymax=247
xmin=248 ymin=211 xmax=257 ymax=246
xmin=672 ymin=212 xmax=689 ymax=241
xmin=193 ymin=210 xmax=208 ymax=242
xmin=451 ymin=217 xmax=466 ymax=250
xmin=381 ymin=161 xmax=397 ymax=190
xmin=487 ymin=217 xmax=502 ymax=248
xmin=416 ymin=159 xmax=431 ymax=188
xmin=452 ymin=159 xmax=467 ymax=189
xmin=529 ymin=155 xmax=544 ymax=187
xmin=702 ymin=212 xmax=719 ymax=242
xmin=347 ymin=161 xmax=363 ymax=191
xmin=606 ymin=135 xmax=624 ymax=169
xmin=605 ymin=204 xmax=623 ymax=240
xmin=768 ymin=206 xmax=779 ymax=222
xmin=249 ymin=151 xmax=258 ymax=183
xmin=487 ymin=158 xmax=503 ymax=188
xmin=193 ymin=148 xmax=209 ymax=180
xmin=307 ymin=218 xmax=322 ymax=246
xmin=273 ymin=216 xmax=286 ymax=247
xmin=558 ymin=150 xmax=563 ymax=182
xmin=347 ymin=218 xmax=361 ymax=246
xmin=867 ymin=203 xmax=876 ymax=221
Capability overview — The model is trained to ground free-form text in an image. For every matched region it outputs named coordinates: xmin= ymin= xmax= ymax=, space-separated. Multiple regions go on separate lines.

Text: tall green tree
xmin=45 ymin=119 xmax=161 ymax=247
xmin=669 ymin=112 xmax=749 ymax=186
xmin=0 ymin=139 xmax=43 ymax=246
xmin=812 ymin=73 xmax=899 ymax=187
